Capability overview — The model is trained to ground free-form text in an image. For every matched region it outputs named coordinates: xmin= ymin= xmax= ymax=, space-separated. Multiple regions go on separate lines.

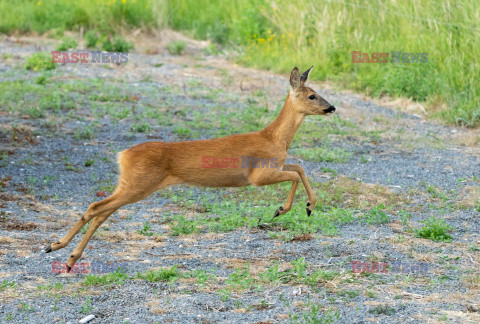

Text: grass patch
xmin=83 ymin=270 xmax=129 ymax=287
xmin=24 ymin=52 xmax=56 ymax=71
xmin=164 ymin=0 xmax=480 ymax=127
xmin=415 ymin=217 xmax=453 ymax=242
xmin=56 ymin=36 xmax=78 ymax=51
xmin=136 ymin=266 xmax=179 ymax=282
xmin=102 ymin=36 xmax=134 ymax=53
xmin=292 ymin=145 xmax=353 ymax=163
xmin=167 ymin=40 xmax=186 ymax=55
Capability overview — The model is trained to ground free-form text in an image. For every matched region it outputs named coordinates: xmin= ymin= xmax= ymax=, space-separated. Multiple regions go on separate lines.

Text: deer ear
xmin=300 ymin=65 xmax=313 ymax=85
xmin=290 ymin=67 xmax=301 ymax=91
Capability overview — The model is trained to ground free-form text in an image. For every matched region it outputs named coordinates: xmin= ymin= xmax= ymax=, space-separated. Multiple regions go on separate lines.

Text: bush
xmin=24 ymin=52 xmax=56 ymax=71
xmin=415 ymin=217 xmax=453 ymax=242
xmin=84 ymin=30 xmax=100 ymax=48
xmin=167 ymin=40 xmax=186 ymax=55
xmin=102 ymin=36 xmax=134 ymax=53
xmin=55 ymin=37 xmax=78 ymax=51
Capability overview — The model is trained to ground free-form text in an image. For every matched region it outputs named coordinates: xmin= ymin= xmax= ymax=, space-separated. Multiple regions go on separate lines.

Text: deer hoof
xmin=306 ymin=203 xmax=312 ymax=216
xmin=45 ymin=245 xmax=52 ymax=253
xmin=306 ymin=208 xmax=312 ymax=217
xmin=273 ymin=206 xmax=284 ymax=218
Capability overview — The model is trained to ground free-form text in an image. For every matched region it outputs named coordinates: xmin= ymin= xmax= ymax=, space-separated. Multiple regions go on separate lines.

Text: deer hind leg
xmin=61 ymin=174 xmax=181 ymax=271
xmin=248 ymin=169 xmax=300 ymax=218
xmin=282 ymin=164 xmax=316 ymax=216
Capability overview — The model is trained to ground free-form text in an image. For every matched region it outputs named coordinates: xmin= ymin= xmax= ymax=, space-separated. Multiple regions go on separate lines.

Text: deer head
xmin=289 ymin=66 xmax=336 ymax=115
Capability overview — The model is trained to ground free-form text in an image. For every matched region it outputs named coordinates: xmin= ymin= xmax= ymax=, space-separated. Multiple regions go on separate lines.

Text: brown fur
xmin=45 ymin=66 xmax=335 ymax=270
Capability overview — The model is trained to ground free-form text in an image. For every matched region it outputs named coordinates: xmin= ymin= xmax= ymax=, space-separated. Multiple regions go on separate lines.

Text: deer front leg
xmin=249 ymin=170 xmax=300 ymax=217
xmin=282 ymin=164 xmax=316 ymax=216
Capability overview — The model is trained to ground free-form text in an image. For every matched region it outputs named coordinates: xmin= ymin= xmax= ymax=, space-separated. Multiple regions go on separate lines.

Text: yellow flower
xmin=122 ymin=0 xmax=126 ymax=3
xmin=37 ymin=1 xmax=41 ymax=5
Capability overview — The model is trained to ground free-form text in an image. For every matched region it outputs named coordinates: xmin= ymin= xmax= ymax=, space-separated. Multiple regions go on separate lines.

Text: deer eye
xmin=308 ymin=95 xmax=315 ymax=100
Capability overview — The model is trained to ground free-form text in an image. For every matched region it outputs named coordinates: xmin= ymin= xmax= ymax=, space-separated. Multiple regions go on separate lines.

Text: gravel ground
xmin=1 ymin=32 xmax=480 ymax=323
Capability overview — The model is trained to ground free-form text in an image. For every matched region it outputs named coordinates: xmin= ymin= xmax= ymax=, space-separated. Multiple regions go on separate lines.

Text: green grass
xmin=83 ymin=270 xmax=130 ymax=287
xmin=164 ymin=0 xmax=480 ymax=127
xmin=415 ymin=217 xmax=454 ymax=242
xmin=24 ymin=52 xmax=56 ymax=71
xmin=0 ymin=0 xmax=158 ymax=35
xmin=167 ymin=40 xmax=186 ymax=55
xmin=136 ymin=266 xmax=180 ymax=282
xmin=2 ymin=0 xmax=478 ymax=126
xmin=56 ymin=36 xmax=78 ymax=51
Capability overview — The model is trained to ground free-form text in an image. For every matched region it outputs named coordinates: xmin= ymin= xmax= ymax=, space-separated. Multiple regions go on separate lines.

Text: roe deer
xmin=45 ymin=66 xmax=336 ymax=271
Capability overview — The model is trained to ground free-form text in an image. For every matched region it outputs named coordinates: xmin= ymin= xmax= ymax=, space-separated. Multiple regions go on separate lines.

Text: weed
xmin=81 ymin=296 xmax=94 ymax=314
xmin=102 ymin=36 xmax=134 ymax=53
xmin=20 ymin=303 xmax=34 ymax=312
xmin=292 ymin=145 xmax=352 ymax=163
xmin=83 ymin=270 xmax=129 ymax=286
xmin=369 ymin=305 xmax=395 ymax=316
xmin=131 ymin=122 xmax=151 ymax=133
xmin=24 ymin=52 xmax=56 ymax=71
xmin=35 ymin=75 xmax=49 ymax=85
xmin=137 ymin=221 xmax=154 ymax=237
xmin=74 ymin=124 xmax=96 ymax=140
xmin=84 ymin=159 xmax=95 ymax=167
xmin=0 ymin=280 xmax=16 ymax=291
xmin=415 ymin=217 xmax=453 ymax=242
xmin=167 ymin=40 xmax=186 ymax=55
xmin=170 ymin=216 xmax=198 ymax=236
xmin=362 ymin=204 xmax=390 ymax=225
xmin=137 ymin=266 xmax=179 ymax=282
xmin=84 ymin=31 xmax=100 ymax=48
xmin=56 ymin=37 xmax=78 ymax=51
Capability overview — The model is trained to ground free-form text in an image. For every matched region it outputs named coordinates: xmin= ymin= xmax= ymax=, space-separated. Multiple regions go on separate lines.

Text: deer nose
xmin=324 ymin=105 xmax=336 ymax=113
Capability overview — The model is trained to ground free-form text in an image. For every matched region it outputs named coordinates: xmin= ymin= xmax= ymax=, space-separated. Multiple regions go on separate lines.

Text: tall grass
xmin=0 ymin=0 xmax=159 ymax=34
xmin=1 ymin=0 xmax=478 ymax=126
xmin=165 ymin=0 xmax=480 ymax=127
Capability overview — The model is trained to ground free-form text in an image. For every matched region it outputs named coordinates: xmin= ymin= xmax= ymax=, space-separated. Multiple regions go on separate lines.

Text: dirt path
xmin=1 ymin=32 xmax=480 ymax=323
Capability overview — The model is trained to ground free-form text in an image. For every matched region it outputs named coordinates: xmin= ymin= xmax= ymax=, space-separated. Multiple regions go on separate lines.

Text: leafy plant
xmin=56 ymin=36 xmax=78 ymax=51
xmin=84 ymin=30 xmax=100 ymax=48
xmin=415 ymin=217 xmax=453 ymax=242
xmin=24 ymin=52 xmax=56 ymax=71
xmin=167 ymin=40 xmax=186 ymax=55
xmin=137 ymin=266 xmax=179 ymax=282
xmin=102 ymin=36 xmax=134 ymax=53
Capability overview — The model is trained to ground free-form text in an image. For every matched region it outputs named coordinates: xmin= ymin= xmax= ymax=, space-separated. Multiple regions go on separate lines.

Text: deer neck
xmin=262 ymin=93 xmax=305 ymax=150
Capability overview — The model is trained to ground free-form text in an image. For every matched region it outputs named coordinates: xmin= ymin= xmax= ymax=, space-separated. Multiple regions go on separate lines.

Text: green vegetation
xmin=167 ymin=40 xmax=186 ymax=55
xmin=102 ymin=36 xmax=134 ymax=53
xmin=164 ymin=0 xmax=480 ymax=127
xmin=24 ymin=52 xmax=56 ymax=71
xmin=0 ymin=0 xmax=157 ymax=35
xmin=361 ymin=204 xmax=390 ymax=225
xmin=1 ymin=1 xmax=477 ymax=126
xmin=415 ymin=217 xmax=454 ymax=242
xmin=137 ymin=221 xmax=155 ymax=237
xmin=136 ymin=266 xmax=180 ymax=282
xmin=83 ymin=270 xmax=130 ymax=287
xmin=56 ymin=36 xmax=78 ymax=51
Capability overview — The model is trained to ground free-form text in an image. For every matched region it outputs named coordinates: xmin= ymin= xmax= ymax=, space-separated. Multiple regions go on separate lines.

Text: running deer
xmin=45 ymin=66 xmax=336 ymax=271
